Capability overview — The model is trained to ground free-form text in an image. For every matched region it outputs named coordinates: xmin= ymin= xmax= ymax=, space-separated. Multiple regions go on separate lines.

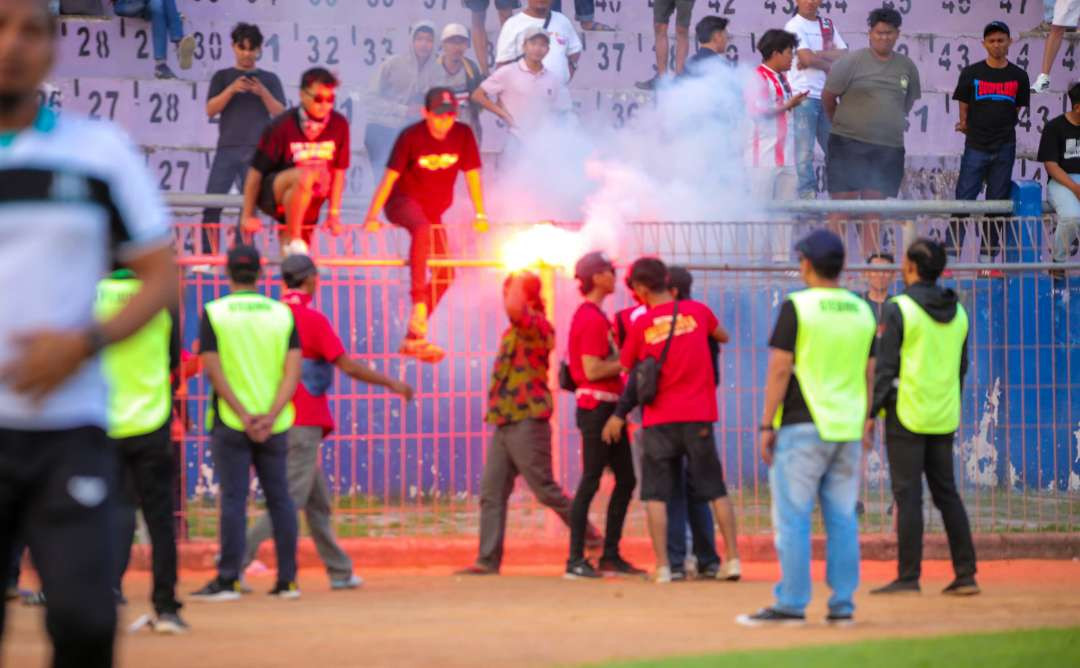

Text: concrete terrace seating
xmin=50 ymin=0 xmax=1054 ymax=199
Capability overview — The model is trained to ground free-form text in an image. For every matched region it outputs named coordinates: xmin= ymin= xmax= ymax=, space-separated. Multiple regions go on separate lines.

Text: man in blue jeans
xmin=737 ymin=230 xmax=876 ymax=627
xmin=950 ymin=21 xmax=1029 ymax=259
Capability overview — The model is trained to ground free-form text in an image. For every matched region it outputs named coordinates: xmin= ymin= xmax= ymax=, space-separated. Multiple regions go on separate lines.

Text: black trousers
xmin=569 ymin=403 xmax=636 ymax=561
xmin=0 ymin=426 xmax=116 ymax=668
xmin=885 ymin=413 xmax=977 ymax=583
xmin=113 ymin=425 xmax=180 ymax=615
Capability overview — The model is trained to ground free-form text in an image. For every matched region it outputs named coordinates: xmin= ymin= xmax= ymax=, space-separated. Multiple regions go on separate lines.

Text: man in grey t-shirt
xmin=823 ymin=7 xmax=920 ymax=256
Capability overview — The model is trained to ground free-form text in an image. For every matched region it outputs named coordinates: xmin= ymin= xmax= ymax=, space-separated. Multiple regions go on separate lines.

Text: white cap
xmin=441 ymin=23 xmax=470 ymax=42
xmin=521 ymin=25 xmax=550 ymax=43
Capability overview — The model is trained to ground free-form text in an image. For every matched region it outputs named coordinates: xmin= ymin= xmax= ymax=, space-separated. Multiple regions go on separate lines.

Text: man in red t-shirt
xmin=242 ymin=254 xmax=413 ymax=589
xmin=603 ymin=257 xmax=741 ymax=583
xmin=241 ymin=67 xmax=349 ymax=254
xmin=564 ymin=252 xmax=643 ymax=580
xmin=363 ymin=87 xmax=489 ymax=364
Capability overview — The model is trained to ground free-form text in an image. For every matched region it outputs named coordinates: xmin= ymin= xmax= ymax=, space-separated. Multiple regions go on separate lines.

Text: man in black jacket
xmin=870 ymin=238 xmax=979 ymax=597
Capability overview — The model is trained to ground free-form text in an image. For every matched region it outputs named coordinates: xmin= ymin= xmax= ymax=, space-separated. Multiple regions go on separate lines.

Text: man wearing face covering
xmin=364 ymin=21 xmax=440 ymax=178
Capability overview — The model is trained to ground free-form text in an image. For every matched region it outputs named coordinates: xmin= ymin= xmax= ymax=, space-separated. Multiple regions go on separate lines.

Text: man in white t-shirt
xmin=495 ymin=0 xmax=582 ymax=95
xmin=785 ymin=0 xmax=848 ymax=199
xmin=748 ymin=29 xmax=807 ymax=261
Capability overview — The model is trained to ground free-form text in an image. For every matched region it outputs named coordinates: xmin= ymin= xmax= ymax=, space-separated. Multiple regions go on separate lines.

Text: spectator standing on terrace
xmin=495 ymin=0 xmax=581 ymax=105
xmin=603 ymin=258 xmax=740 ymax=583
xmin=870 ymin=239 xmax=979 ymax=598
xmin=365 ymin=21 xmax=439 ymax=176
xmin=200 ymin=23 xmax=286 ymax=266
xmin=950 ymin=21 xmax=1028 ymax=260
xmin=686 ymin=15 xmax=728 ymax=73
xmin=748 ymin=29 xmax=806 ymax=262
xmin=457 ymin=272 xmax=587 ymax=575
xmin=363 ymin=88 xmax=489 ymax=364
xmin=823 ymin=7 xmax=920 ymax=257
xmin=432 ymin=23 xmax=485 ymax=143
xmin=473 ymin=26 xmax=567 ymax=158
xmin=242 ymin=254 xmax=414 ymax=591
xmin=240 ymin=67 xmax=349 ymax=255
xmin=637 ymin=0 xmax=695 ymax=90
xmin=1037 ymin=82 xmax=1080 ymax=268
xmin=564 ymin=252 xmax=643 ymax=580
xmin=550 ymin=0 xmax=614 ymax=31
xmin=1031 ymin=0 xmax=1080 ymax=93
xmin=128 ymin=0 xmax=195 ymax=80
xmin=737 ymin=230 xmax=876 ymax=627
xmin=464 ymin=0 xmax=518 ymax=76
xmin=785 ymin=0 xmax=848 ymax=200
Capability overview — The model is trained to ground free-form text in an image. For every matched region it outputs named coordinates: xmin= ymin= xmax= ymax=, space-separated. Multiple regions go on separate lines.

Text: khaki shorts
xmin=654 ymin=0 xmax=695 ymax=28
xmin=1054 ymin=0 xmax=1080 ymax=27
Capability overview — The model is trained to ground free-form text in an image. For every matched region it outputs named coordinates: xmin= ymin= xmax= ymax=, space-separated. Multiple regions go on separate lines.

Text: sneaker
xmin=564 ymin=559 xmax=601 ymax=580
xmin=825 ymin=612 xmax=855 ymax=627
xmin=407 ymin=303 xmax=428 ymax=339
xmin=669 ymin=569 xmax=687 ymax=582
xmin=735 ymin=608 xmax=807 ymax=627
xmin=870 ymin=579 xmax=921 ymax=595
xmin=635 ymin=74 xmax=661 ymax=91
xmin=580 ymin=20 xmax=615 ymax=31
xmin=942 ymin=577 xmax=981 ymax=596
xmin=153 ymin=611 xmax=190 ymax=635
xmin=190 ymin=578 xmax=241 ymax=602
xmin=330 ymin=574 xmax=364 ymax=590
xmin=717 ymin=558 xmax=742 ymax=582
xmin=654 ymin=565 xmax=673 ymax=584
xmin=188 ymin=264 xmax=216 ymax=276
xmin=399 ymin=338 xmax=446 ymax=364
xmin=1032 ymin=73 xmax=1051 ymax=93
xmin=268 ymin=581 xmax=301 ymax=599
xmin=597 ymin=556 xmax=647 ymax=577
xmin=154 ymin=62 xmax=177 ymax=80
xmin=455 ymin=564 xmax=498 ymax=576
xmin=696 ymin=562 xmax=720 ymax=579
xmin=176 ymin=35 xmax=195 ymax=70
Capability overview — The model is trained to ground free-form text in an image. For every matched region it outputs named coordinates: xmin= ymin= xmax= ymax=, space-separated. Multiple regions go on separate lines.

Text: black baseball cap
xmin=795 ymin=229 xmax=845 ymax=266
xmin=425 ymin=87 xmax=458 ymax=115
xmin=227 ymin=244 xmax=261 ymax=274
xmin=984 ymin=21 xmax=1010 ymax=38
xmin=574 ymin=251 xmax=615 ymax=281
xmin=282 ymin=253 xmax=317 ymax=286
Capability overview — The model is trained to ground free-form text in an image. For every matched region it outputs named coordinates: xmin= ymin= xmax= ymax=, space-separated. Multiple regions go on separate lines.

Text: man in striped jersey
xmin=748 ymin=29 xmax=807 ymax=262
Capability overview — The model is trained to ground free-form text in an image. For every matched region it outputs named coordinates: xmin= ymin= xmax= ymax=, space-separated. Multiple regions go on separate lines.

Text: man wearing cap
xmin=192 ymin=245 xmax=302 ymax=601
xmin=564 ymin=252 xmax=642 ymax=579
xmin=737 ymin=230 xmax=876 ymax=627
xmin=949 ymin=21 xmax=1028 ymax=259
xmin=97 ymin=269 xmax=187 ymax=632
xmin=241 ymin=255 xmax=414 ymax=589
xmin=363 ymin=87 xmax=489 ymax=364
xmin=433 ymin=23 xmax=485 ymax=143
xmin=496 ymin=0 xmax=582 ymax=102
xmin=870 ymin=238 xmax=979 ymax=597
xmin=364 ymin=21 xmax=439 ymax=178
xmin=474 ymin=26 xmax=568 ymax=158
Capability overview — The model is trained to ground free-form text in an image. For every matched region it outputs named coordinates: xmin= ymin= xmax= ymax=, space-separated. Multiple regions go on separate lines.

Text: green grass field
xmin=594 ymin=627 xmax=1080 ymax=668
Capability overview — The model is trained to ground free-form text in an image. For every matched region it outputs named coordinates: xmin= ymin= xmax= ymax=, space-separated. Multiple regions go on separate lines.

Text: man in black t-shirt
xmin=241 ymin=68 xmax=350 ymax=255
xmin=951 ymin=21 xmax=1029 ymax=258
xmin=201 ymin=23 xmax=286 ymax=262
xmin=363 ymin=87 xmax=489 ymax=363
xmin=1039 ymin=82 xmax=1080 ymax=266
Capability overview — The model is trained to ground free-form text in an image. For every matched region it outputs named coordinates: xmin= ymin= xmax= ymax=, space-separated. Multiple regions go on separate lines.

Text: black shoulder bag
xmin=634 ymin=301 xmax=679 ymax=406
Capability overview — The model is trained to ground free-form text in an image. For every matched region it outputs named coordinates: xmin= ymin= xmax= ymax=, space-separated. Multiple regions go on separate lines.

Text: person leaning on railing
xmin=1038 ymin=81 xmax=1080 ymax=269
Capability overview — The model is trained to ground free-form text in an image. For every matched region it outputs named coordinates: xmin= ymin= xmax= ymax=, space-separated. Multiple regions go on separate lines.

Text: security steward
xmin=870 ymin=238 xmax=979 ymax=597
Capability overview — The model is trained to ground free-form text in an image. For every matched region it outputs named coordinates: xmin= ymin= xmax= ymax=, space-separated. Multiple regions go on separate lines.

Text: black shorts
xmin=826 ymin=134 xmax=906 ymax=197
xmin=256 ymin=170 xmax=326 ymax=228
xmin=640 ymin=422 xmax=728 ymax=502
xmin=463 ymin=0 xmax=520 ymax=11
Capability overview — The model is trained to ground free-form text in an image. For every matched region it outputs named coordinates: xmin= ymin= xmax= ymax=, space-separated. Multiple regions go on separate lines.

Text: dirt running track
xmin=6 ymin=560 xmax=1080 ymax=668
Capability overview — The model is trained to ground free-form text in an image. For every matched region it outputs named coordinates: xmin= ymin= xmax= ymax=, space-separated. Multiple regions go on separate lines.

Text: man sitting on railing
xmin=240 ymin=67 xmax=348 ymax=256
xmin=1038 ymin=82 xmax=1080 ymax=271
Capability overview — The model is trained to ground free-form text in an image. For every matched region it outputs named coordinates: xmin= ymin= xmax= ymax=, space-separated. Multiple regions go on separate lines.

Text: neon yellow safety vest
xmin=785 ymin=288 xmax=877 ymax=442
xmin=204 ymin=291 xmax=295 ymax=434
xmin=95 ymin=277 xmax=172 ymax=439
xmin=893 ymin=294 xmax=968 ymax=435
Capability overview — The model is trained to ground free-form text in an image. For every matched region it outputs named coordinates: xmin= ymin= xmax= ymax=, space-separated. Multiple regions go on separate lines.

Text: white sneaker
xmin=283 ymin=238 xmax=309 ymax=257
xmin=1032 ymin=73 xmax=1051 ymax=93
xmin=330 ymin=574 xmax=364 ymax=590
xmin=655 ymin=566 xmax=672 ymax=584
xmin=717 ymin=558 xmax=742 ymax=582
